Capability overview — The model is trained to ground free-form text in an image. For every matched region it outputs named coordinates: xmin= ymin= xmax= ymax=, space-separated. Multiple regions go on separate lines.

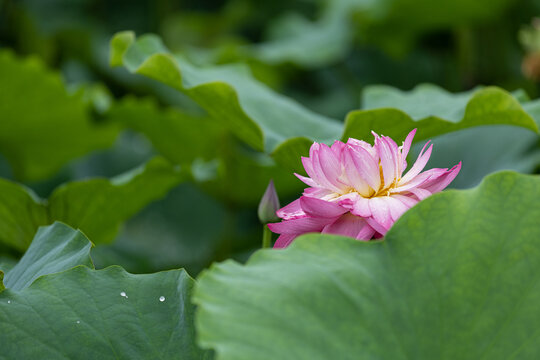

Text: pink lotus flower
xmin=268 ymin=129 xmax=461 ymax=248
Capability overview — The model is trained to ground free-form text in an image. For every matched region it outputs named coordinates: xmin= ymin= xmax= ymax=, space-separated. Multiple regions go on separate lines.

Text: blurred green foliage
xmin=0 ymin=0 xmax=539 ymax=275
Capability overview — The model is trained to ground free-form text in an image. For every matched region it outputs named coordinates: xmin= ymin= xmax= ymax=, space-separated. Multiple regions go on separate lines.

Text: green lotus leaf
xmin=344 ymin=84 xmax=538 ymax=143
xmin=276 ymin=85 xmax=539 ymax=172
xmin=107 ymin=96 xmax=301 ymax=206
xmin=0 ymin=157 xmax=183 ymax=251
xmin=353 ymin=84 xmax=540 ymax=188
xmin=3 ymin=222 xmax=93 ymax=291
xmin=248 ymin=5 xmax=352 ymax=68
xmin=0 ymin=179 xmax=48 ymax=251
xmin=0 ymin=222 xmax=210 ymax=359
xmin=107 ymin=96 xmax=223 ymax=165
xmin=194 ymin=171 xmax=540 ymax=360
xmin=0 ymin=50 xmax=119 ymax=181
xmin=109 ymin=32 xmax=342 ymax=153
xmin=110 ymin=35 xmax=538 ymax=177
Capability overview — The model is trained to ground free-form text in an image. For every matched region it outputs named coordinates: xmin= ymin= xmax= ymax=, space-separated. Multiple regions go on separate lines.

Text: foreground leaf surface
xmin=3 ymin=222 xmax=93 ymax=291
xmin=0 ymin=266 xmax=207 ymax=360
xmin=0 ymin=223 xmax=210 ymax=360
xmin=0 ymin=157 xmax=183 ymax=251
xmin=194 ymin=171 xmax=540 ymax=360
xmin=0 ymin=50 xmax=119 ymax=181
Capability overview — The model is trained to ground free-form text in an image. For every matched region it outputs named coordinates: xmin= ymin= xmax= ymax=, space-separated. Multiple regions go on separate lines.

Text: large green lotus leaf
xmin=356 ymin=84 xmax=540 ymax=188
xmin=48 ymin=156 xmax=184 ymax=245
xmin=248 ymin=4 xmax=353 ymax=68
xmin=0 ymin=256 xmax=16 ymax=274
xmin=194 ymin=171 xmax=540 ymax=360
xmin=0 ymin=223 xmax=210 ymax=360
xmin=271 ymin=136 xmax=320 ymax=174
xmin=109 ymin=32 xmax=342 ymax=153
xmin=344 ymin=84 xmax=538 ymax=142
xmin=0 ymin=50 xmax=119 ymax=181
xmin=274 ymin=85 xmax=539 ymax=172
xmin=415 ymin=125 xmax=540 ymax=189
xmin=108 ymin=96 xmax=301 ymax=206
xmin=91 ymin=182 xmax=227 ymax=276
xmin=361 ymin=84 xmax=528 ymax=118
xmin=362 ymin=84 xmax=478 ymax=120
xmin=0 ymin=157 xmax=183 ymax=251
xmin=107 ymin=96 xmax=223 ymax=165
xmin=160 ymin=1 xmax=362 ymax=69
xmin=0 ymin=179 xmax=48 ymax=251
xmin=0 ymin=267 xmax=210 ymax=359
xmin=3 ymin=222 xmax=93 ymax=291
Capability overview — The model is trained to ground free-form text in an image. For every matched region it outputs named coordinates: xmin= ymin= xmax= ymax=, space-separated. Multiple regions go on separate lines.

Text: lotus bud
xmin=258 ymin=180 xmax=281 ymax=224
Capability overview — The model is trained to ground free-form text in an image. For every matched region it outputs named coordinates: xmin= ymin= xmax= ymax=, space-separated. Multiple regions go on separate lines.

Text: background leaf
xmin=344 ymin=85 xmax=538 ymax=142
xmin=0 ymin=157 xmax=183 ymax=251
xmin=359 ymin=0 xmax=516 ymax=55
xmin=108 ymin=96 xmax=224 ymax=166
xmin=91 ymin=182 xmax=227 ymax=276
xmin=357 ymin=84 xmax=540 ymax=188
xmin=48 ymin=156 xmax=184 ymax=245
xmin=0 ymin=50 xmax=119 ymax=181
xmin=272 ymin=85 xmax=539 ymax=172
xmin=110 ymin=32 xmax=342 ymax=153
xmin=194 ymin=171 xmax=540 ymax=360
xmin=247 ymin=2 xmax=353 ymax=68
xmin=0 ymin=179 xmax=48 ymax=251
xmin=107 ymin=93 xmax=302 ymax=207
